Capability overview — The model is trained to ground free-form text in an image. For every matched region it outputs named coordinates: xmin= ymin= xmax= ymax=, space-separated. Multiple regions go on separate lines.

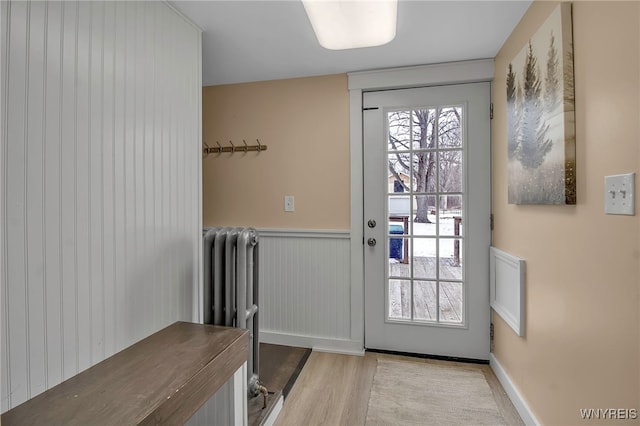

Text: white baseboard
xmin=490 ymin=353 xmax=540 ymax=426
xmin=260 ymin=331 xmax=364 ymax=356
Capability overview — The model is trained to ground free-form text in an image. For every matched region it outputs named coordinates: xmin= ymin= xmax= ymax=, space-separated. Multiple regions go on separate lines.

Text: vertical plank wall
xmin=258 ymin=231 xmax=354 ymax=351
xmin=1 ymin=1 xmax=202 ymax=411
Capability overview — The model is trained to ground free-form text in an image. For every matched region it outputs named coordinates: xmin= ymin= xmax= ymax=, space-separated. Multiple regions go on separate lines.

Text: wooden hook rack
xmin=203 ymin=139 xmax=267 ymax=157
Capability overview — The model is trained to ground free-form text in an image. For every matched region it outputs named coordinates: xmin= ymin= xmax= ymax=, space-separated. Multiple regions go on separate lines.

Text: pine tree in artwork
xmin=517 ymin=42 xmax=552 ymax=170
xmin=544 ymin=31 xmax=561 ymax=112
xmin=506 ymin=63 xmax=520 ymax=160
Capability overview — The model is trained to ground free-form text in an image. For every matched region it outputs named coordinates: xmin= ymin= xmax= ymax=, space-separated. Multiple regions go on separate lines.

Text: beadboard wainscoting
xmin=1 ymin=1 xmax=202 ymax=411
xmin=258 ymin=229 xmax=362 ymax=355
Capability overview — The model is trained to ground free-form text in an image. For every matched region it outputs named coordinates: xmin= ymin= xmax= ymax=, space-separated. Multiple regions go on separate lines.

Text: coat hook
xmin=203 ymin=139 xmax=266 ymax=158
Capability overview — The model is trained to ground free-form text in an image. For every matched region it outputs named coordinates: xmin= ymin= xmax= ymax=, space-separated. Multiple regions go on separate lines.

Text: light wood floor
xmin=275 ymin=351 xmax=524 ymax=426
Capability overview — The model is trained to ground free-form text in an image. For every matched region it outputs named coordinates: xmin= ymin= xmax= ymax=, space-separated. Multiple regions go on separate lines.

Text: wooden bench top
xmin=1 ymin=321 xmax=249 ymax=425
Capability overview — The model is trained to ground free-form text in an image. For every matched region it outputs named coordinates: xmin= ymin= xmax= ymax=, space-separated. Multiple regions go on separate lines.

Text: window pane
xmin=411 ymin=151 xmax=436 ymax=192
xmin=388 ymin=279 xmax=411 ymax=320
xmin=438 ymin=107 xmax=463 ymax=148
xmin=438 ymin=150 xmax=463 ymax=193
xmin=388 ymin=237 xmax=410 ymax=278
xmin=388 ymin=111 xmax=411 ymax=151
xmin=439 ymin=281 xmax=463 ymax=323
xmin=413 ymin=238 xmax=436 ymax=280
xmin=388 ymin=195 xmax=411 ymax=218
xmin=439 ymin=238 xmax=463 ymax=280
xmin=439 ymin=196 xmax=463 ymax=236
xmin=412 ymin=109 xmax=436 ymax=150
xmin=388 ymin=152 xmax=411 ymax=194
xmin=413 ymin=196 xmax=436 ymax=236
xmin=414 ymin=281 xmax=437 ymax=321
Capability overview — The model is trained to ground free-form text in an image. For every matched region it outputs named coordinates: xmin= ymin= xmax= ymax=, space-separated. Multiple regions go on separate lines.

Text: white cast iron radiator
xmin=203 ymin=227 xmax=262 ymax=396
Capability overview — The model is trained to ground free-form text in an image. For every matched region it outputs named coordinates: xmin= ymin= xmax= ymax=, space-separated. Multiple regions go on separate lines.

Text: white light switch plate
xmin=284 ymin=195 xmax=295 ymax=212
xmin=604 ymin=173 xmax=635 ymax=215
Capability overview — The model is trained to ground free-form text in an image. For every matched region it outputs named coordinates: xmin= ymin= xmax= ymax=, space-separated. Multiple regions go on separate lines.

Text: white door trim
xmin=348 ymin=60 xmax=494 ymax=352
xmin=348 ymin=59 xmax=494 ymax=91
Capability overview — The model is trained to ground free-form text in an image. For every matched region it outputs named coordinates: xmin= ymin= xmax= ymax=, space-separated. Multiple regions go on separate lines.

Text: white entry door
xmin=363 ymin=82 xmax=491 ymax=360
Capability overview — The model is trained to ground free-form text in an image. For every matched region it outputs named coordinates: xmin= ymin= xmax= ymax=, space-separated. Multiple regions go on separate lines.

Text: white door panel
xmin=363 ymin=82 xmax=491 ymax=360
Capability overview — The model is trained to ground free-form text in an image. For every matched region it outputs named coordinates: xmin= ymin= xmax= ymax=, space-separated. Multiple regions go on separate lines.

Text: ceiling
xmin=173 ymin=0 xmax=532 ymax=87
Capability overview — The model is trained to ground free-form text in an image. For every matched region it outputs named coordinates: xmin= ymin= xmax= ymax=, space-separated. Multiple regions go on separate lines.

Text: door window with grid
xmin=386 ymin=106 xmax=465 ymax=325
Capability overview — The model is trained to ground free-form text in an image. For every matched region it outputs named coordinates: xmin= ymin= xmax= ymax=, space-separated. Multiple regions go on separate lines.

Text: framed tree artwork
xmin=507 ymin=3 xmax=576 ymax=205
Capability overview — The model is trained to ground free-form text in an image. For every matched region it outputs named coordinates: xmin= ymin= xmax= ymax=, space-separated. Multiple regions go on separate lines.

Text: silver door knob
xmin=367 ymin=238 xmax=376 ymax=247
xmin=367 ymin=219 xmax=377 ymax=228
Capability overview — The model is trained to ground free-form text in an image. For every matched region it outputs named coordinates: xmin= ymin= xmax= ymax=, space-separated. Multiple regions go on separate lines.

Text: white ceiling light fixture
xmin=302 ymin=0 xmax=398 ymax=50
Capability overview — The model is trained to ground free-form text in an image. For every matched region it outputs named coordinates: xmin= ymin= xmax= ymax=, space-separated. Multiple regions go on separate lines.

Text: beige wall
xmin=492 ymin=2 xmax=639 ymax=424
xmin=202 ymin=74 xmax=350 ymax=229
